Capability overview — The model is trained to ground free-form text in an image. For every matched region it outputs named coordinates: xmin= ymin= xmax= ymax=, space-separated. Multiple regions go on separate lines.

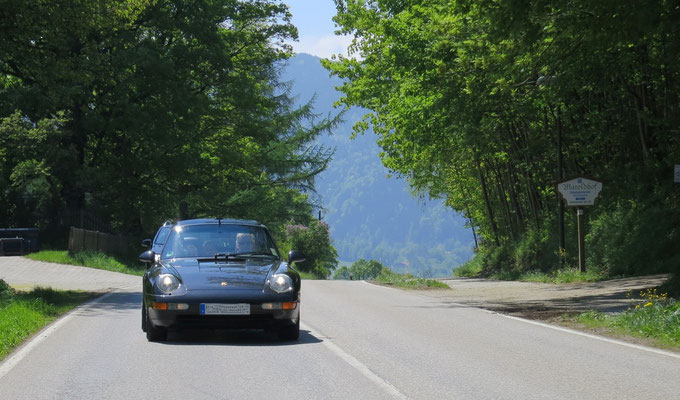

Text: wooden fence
xmin=68 ymin=227 xmax=138 ymax=259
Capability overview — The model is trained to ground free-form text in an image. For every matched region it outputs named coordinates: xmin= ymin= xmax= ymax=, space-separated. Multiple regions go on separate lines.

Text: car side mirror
xmin=287 ymin=250 xmax=306 ymax=264
xmin=139 ymin=250 xmax=155 ymax=264
xmin=141 ymin=239 xmax=152 ymax=248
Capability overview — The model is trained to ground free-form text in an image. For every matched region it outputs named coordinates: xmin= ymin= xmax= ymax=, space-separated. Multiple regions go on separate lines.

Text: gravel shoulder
xmin=418 ymin=274 xmax=671 ymax=319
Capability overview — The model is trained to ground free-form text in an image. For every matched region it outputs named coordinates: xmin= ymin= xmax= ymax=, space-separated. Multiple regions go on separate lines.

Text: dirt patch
xmin=417 ymin=274 xmax=671 ymax=317
xmin=412 ymin=274 xmax=676 ymax=350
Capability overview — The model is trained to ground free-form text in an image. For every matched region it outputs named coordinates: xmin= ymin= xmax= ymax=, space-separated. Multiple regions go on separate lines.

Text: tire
xmin=278 ymin=317 xmax=300 ymax=341
xmin=145 ymin=305 xmax=167 ymax=342
xmin=141 ymin=304 xmax=147 ymax=332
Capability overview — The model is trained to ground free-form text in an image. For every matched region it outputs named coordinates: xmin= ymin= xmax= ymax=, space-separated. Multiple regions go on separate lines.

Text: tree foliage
xmin=324 ymin=0 xmax=680 ymax=275
xmin=280 ymin=219 xmax=338 ymax=278
xmin=334 ymin=258 xmax=384 ymax=280
xmin=0 ymin=0 xmax=336 ymax=238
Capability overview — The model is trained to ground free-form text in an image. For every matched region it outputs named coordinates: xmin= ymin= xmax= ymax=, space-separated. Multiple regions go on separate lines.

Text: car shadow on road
xmin=161 ymin=328 xmax=322 ymax=347
xmin=72 ymin=291 xmax=142 ymax=317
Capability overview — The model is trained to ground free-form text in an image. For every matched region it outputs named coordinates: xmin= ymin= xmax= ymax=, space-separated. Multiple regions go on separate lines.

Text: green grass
xmin=511 ymin=268 xmax=607 ymax=284
xmin=454 ymin=260 xmax=608 ymax=284
xmin=453 ymin=258 xmax=483 ymax=277
xmin=26 ymin=250 xmax=145 ymax=276
xmin=373 ymin=269 xmax=450 ymax=290
xmin=571 ymin=289 xmax=680 ymax=350
xmin=0 ymin=280 xmax=97 ymax=360
xmin=298 ymin=271 xmax=318 ymax=280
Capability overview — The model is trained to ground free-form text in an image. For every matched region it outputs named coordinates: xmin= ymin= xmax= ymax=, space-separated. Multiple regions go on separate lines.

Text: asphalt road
xmin=1 ymin=259 xmax=679 ymax=399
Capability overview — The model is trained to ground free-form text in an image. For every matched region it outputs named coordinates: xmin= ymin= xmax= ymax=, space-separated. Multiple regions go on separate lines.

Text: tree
xmin=0 ymin=0 xmax=336 ymax=237
xmin=350 ymin=259 xmax=384 ymax=280
xmin=282 ymin=220 xmax=338 ymax=278
xmin=324 ymin=0 xmax=680 ymax=275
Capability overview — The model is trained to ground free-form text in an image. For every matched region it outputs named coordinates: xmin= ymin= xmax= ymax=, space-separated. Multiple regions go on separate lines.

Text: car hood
xmin=162 ymin=258 xmax=279 ymax=291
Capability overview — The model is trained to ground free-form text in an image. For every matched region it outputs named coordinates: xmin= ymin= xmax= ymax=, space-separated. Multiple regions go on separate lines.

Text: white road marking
xmin=301 ymin=321 xmax=409 ymax=399
xmin=0 ymin=291 xmax=116 ymax=380
xmin=366 ymin=279 xmax=680 ymax=360
xmin=360 ymin=280 xmax=404 ymax=292
xmin=499 ymin=314 xmax=680 ymax=360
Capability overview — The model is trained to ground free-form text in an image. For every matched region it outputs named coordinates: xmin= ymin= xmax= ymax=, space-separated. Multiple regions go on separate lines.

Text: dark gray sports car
xmin=139 ymin=218 xmax=305 ymax=342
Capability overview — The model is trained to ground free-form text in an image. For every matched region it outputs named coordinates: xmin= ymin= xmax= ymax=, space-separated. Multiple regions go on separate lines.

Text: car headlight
xmin=156 ymin=274 xmax=180 ymax=293
xmin=269 ymin=274 xmax=293 ymax=293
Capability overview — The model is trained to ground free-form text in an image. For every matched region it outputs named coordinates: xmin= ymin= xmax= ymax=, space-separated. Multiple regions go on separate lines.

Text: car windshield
xmin=160 ymin=224 xmax=279 ymax=259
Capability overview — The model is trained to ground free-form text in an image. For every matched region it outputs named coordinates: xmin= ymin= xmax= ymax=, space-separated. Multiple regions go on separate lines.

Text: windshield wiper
xmin=202 ymin=252 xmax=277 ymax=260
xmin=237 ymin=252 xmax=278 ymax=259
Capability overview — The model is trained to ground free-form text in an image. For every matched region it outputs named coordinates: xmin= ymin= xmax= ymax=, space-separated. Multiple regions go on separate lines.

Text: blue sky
xmin=283 ymin=0 xmax=352 ymax=58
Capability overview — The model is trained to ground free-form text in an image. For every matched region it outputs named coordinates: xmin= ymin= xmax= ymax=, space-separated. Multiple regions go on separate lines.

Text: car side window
xmin=154 ymin=226 xmax=171 ymax=245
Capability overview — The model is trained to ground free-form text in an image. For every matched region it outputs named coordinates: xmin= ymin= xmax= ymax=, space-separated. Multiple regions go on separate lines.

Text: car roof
xmin=173 ymin=218 xmax=263 ymax=227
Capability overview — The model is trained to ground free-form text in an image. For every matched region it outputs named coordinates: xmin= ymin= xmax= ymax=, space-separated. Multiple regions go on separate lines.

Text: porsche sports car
xmin=139 ymin=218 xmax=305 ymax=342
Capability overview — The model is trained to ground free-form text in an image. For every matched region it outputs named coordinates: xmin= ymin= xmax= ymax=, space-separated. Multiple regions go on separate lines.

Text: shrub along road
xmin=0 ymin=257 xmax=678 ymax=399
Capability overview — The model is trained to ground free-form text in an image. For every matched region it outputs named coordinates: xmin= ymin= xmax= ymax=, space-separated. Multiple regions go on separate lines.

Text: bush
xmin=0 ymin=279 xmax=15 ymax=303
xmin=375 ymin=267 xmax=449 ymax=289
xmin=587 ymin=200 xmax=680 ymax=276
xmin=333 ymin=259 xmax=383 ymax=280
xmin=453 ymin=256 xmax=483 ymax=277
xmin=280 ymin=219 xmax=338 ymax=279
xmin=469 ymin=226 xmax=557 ymax=279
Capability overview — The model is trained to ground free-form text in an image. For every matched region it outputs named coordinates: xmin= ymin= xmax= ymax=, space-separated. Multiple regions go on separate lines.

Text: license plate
xmin=200 ymin=303 xmax=250 ymax=315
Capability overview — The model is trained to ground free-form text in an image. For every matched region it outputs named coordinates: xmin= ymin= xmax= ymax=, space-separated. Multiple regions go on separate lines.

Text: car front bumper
xmin=146 ymin=295 xmax=299 ymax=330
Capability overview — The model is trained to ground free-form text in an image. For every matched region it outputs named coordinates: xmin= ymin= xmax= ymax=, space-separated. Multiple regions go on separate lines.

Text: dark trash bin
xmin=0 ymin=228 xmax=40 ymax=255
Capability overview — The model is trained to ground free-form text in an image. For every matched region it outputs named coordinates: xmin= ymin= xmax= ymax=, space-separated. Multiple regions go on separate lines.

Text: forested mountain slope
xmin=282 ymin=54 xmax=474 ymax=277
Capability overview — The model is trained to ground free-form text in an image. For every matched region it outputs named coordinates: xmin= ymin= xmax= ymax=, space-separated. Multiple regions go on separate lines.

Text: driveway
xmin=0 ymin=256 xmax=139 ymax=293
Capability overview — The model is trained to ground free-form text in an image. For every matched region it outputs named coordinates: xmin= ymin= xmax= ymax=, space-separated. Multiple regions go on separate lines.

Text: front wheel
xmin=144 ymin=304 xmax=167 ymax=342
xmin=278 ymin=317 xmax=300 ymax=341
xmin=141 ymin=304 xmax=147 ymax=332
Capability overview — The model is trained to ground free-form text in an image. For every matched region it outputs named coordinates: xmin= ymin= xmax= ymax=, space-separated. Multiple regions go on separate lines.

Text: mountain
xmin=281 ymin=54 xmax=474 ymax=277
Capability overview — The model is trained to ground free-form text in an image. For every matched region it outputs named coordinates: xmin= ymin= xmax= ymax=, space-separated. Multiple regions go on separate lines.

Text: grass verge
xmin=0 ymin=280 xmax=97 ymax=360
xmin=505 ymin=268 xmax=607 ymax=284
xmin=298 ymin=271 xmax=318 ymax=280
xmin=566 ymin=289 xmax=680 ymax=351
xmin=26 ymin=250 xmax=145 ymax=276
xmin=454 ymin=260 xmax=608 ymax=284
xmin=373 ymin=269 xmax=449 ymax=290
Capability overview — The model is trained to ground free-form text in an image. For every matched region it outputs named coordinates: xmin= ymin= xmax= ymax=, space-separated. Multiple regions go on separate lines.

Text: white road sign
xmin=557 ymin=177 xmax=602 ymax=206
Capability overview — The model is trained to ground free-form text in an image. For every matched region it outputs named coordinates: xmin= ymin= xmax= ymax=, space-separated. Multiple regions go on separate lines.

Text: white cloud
xmin=291 ymin=34 xmax=354 ymax=59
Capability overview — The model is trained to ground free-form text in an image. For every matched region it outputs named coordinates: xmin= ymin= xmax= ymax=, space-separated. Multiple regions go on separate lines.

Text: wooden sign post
xmin=557 ymin=177 xmax=603 ymax=272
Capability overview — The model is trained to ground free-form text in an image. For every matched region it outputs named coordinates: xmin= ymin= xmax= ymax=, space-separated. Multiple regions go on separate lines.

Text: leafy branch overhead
xmin=0 ymin=0 xmax=336 ymax=235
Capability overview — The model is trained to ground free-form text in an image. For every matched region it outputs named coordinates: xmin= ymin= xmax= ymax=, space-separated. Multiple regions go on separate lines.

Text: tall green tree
xmin=0 ymin=0 xmax=335 ymax=235
xmin=324 ymin=0 xmax=680 ymax=275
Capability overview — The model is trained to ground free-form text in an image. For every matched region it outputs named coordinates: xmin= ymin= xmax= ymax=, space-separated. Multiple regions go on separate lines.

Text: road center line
xmin=0 ymin=291 xmax=116 ymax=381
xmin=301 ymin=321 xmax=409 ymax=399
xmin=499 ymin=314 xmax=680 ymax=360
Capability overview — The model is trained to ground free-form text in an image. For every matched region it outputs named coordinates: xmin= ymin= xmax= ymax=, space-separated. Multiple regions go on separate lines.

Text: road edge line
xmin=361 ymin=280 xmax=402 ymax=292
xmin=498 ymin=313 xmax=680 ymax=360
xmin=364 ymin=279 xmax=680 ymax=359
xmin=0 ymin=291 xmax=117 ymax=380
xmin=301 ymin=321 xmax=409 ymax=399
